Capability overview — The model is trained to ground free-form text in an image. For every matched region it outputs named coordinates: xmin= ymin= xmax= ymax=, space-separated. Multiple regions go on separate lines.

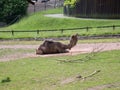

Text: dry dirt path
xmin=0 ymin=42 xmax=120 ymax=62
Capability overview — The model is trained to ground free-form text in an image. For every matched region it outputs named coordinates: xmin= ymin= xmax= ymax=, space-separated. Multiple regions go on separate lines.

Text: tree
xmin=0 ymin=0 xmax=28 ymax=24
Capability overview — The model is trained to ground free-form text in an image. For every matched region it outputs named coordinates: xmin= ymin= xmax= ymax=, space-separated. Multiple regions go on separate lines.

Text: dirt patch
xmin=0 ymin=53 xmax=35 ymax=62
xmin=60 ymin=70 xmax=100 ymax=85
xmin=0 ymin=42 xmax=120 ymax=62
xmin=87 ymin=82 xmax=120 ymax=90
xmin=60 ymin=77 xmax=76 ymax=85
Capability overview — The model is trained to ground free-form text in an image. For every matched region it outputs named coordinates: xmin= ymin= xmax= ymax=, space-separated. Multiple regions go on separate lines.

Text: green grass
xmin=0 ymin=7 xmax=120 ymax=39
xmin=0 ymin=50 xmax=120 ymax=90
xmin=0 ymin=38 xmax=119 ymax=45
xmin=3 ymin=8 xmax=120 ymax=30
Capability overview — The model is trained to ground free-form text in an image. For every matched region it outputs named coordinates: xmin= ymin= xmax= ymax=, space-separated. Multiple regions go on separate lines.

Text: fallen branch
xmin=57 ymin=44 xmax=105 ymax=63
xmin=81 ymin=70 xmax=101 ymax=81
xmin=60 ymin=70 xmax=101 ymax=85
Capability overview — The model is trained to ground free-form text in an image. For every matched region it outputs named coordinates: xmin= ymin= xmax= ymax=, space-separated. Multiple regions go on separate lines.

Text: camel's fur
xmin=36 ymin=34 xmax=78 ymax=54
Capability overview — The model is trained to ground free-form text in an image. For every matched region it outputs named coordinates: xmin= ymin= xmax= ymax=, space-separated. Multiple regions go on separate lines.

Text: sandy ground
xmin=0 ymin=42 xmax=120 ymax=62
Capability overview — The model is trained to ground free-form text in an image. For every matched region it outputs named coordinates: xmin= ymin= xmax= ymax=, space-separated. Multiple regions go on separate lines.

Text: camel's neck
xmin=67 ymin=36 xmax=78 ymax=49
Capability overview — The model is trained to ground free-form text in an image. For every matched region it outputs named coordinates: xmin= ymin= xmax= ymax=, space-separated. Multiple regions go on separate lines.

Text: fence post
xmin=37 ymin=30 xmax=39 ymax=35
xmin=86 ymin=27 xmax=89 ymax=32
xmin=113 ymin=25 xmax=115 ymax=30
xmin=61 ymin=29 xmax=63 ymax=34
xmin=35 ymin=30 xmax=39 ymax=40
xmin=11 ymin=30 xmax=14 ymax=36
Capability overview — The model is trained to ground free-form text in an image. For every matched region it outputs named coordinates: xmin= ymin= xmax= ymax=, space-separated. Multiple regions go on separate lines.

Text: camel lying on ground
xmin=36 ymin=34 xmax=78 ymax=54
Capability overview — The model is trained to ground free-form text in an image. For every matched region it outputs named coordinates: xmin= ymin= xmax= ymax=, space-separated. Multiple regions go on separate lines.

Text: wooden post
xmin=54 ymin=0 xmax=57 ymax=8
xmin=86 ymin=27 xmax=89 ymax=32
xmin=37 ymin=30 xmax=39 ymax=35
xmin=34 ymin=4 xmax=36 ymax=13
xmin=113 ymin=25 xmax=115 ymax=30
xmin=61 ymin=29 xmax=63 ymax=34
xmin=11 ymin=30 xmax=14 ymax=36
xmin=44 ymin=2 xmax=47 ymax=10
xmin=36 ymin=30 xmax=39 ymax=40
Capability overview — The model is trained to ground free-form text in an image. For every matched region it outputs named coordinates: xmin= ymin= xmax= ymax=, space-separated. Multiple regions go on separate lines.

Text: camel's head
xmin=36 ymin=49 xmax=43 ymax=55
xmin=71 ymin=33 xmax=78 ymax=41
xmin=69 ymin=33 xmax=78 ymax=49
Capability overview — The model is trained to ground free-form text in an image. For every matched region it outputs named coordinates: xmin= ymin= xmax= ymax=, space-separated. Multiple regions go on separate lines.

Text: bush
xmin=0 ymin=0 xmax=28 ymax=24
xmin=64 ymin=0 xmax=77 ymax=7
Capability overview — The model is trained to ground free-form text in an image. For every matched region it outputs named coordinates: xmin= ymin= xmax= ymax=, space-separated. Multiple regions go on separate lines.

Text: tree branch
xmin=57 ymin=44 xmax=105 ymax=63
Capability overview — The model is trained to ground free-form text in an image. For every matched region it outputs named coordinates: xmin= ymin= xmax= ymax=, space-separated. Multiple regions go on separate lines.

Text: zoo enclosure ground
xmin=0 ymin=42 xmax=120 ymax=62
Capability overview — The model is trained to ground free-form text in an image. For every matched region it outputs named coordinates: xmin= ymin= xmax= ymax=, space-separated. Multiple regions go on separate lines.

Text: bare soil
xmin=87 ymin=82 xmax=120 ymax=90
xmin=0 ymin=42 xmax=120 ymax=62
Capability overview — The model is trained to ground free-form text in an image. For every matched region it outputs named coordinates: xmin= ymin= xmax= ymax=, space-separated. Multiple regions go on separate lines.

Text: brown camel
xmin=36 ymin=34 xmax=78 ymax=55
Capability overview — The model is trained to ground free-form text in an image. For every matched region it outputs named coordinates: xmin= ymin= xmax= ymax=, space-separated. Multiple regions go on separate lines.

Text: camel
xmin=36 ymin=34 xmax=78 ymax=54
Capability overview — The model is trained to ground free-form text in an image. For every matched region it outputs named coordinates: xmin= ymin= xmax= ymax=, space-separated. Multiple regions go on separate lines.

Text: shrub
xmin=64 ymin=0 xmax=78 ymax=8
xmin=0 ymin=0 xmax=28 ymax=24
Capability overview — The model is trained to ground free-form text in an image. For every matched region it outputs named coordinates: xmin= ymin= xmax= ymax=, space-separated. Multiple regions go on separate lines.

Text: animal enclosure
xmin=64 ymin=0 xmax=120 ymax=19
xmin=0 ymin=25 xmax=120 ymax=39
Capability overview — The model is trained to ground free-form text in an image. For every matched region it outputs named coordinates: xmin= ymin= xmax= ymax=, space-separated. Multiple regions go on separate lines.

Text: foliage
xmin=64 ymin=0 xmax=80 ymax=8
xmin=64 ymin=0 xmax=78 ymax=7
xmin=0 ymin=0 xmax=28 ymax=24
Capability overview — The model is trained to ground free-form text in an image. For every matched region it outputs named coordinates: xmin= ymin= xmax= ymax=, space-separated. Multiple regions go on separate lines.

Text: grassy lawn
xmin=0 ymin=38 xmax=120 ymax=45
xmin=0 ymin=50 xmax=120 ymax=90
xmin=0 ymin=8 xmax=120 ymax=39
xmin=2 ymin=8 xmax=120 ymax=30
